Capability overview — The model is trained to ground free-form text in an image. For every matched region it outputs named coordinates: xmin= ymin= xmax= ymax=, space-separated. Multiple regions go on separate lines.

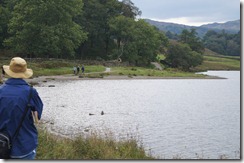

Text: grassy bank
xmin=0 ymin=54 xmax=240 ymax=80
xmin=36 ymin=127 xmax=153 ymax=160
xmin=110 ymin=67 xmax=205 ymax=78
xmin=194 ymin=55 xmax=240 ymax=71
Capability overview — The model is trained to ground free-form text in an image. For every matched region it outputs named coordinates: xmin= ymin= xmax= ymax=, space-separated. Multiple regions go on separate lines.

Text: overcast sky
xmin=129 ymin=0 xmax=240 ymax=26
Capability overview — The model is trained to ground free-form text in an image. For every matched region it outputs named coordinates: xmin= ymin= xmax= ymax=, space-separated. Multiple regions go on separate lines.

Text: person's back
xmin=0 ymin=57 xmax=43 ymax=159
xmin=77 ymin=66 xmax=80 ymax=74
xmin=82 ymin=65 xmax=85 ymax=73
xmin=73 ymin=66 xmax=76 ymax=75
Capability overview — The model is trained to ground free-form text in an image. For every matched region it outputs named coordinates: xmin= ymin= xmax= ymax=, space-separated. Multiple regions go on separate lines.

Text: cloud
xmin=131 ymin=0 xmax=240 ymax=25
xmin=150 ymin=17 xmax=219 ymax=27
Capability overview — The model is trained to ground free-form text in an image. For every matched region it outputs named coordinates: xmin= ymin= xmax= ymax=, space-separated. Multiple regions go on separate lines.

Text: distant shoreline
xmin=22 ymin=74 xmax=226 ymax=85
xmin=0 ymin=73 xmax=227 ymax=86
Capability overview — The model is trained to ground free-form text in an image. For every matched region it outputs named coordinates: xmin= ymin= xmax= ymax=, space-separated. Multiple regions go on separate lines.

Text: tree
xmin=4 ymin=0 xmax=87 ymax=58
xmin=165 ymin=42 xmax=203 ymax=70
xmin=108 ymin=15 xmax=135 ymax=60
xmin=77 ymin=0 xmax=121 ymax=59
xmin=126 ymin=20 xmax=168 ymax=66
xmin=120 ymin=0 xmax=141 ymax=19
xmin=0 ymin=0 xmax=12 ymax=49
xmin=179 ymin=29 xmax=204 ymax=54
xmin=0 ymin=5 xmax=8 ymax=49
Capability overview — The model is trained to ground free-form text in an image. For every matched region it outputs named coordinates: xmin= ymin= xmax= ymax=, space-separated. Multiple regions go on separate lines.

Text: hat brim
xmin=3 ymin=65 xmax=33 ymax=79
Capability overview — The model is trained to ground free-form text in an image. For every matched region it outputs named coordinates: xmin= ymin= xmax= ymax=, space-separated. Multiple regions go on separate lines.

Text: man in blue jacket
xmin=0 ymin=57 xmax=43 ymax=159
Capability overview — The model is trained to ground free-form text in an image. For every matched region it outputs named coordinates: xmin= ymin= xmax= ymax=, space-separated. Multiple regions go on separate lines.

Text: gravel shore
xmin=21 ymin=74 xmax=226 ymax=86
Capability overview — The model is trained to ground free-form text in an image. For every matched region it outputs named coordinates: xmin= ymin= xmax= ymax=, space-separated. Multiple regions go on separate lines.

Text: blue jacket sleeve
xmin=30 ymin=88 xmax=43 ymax=120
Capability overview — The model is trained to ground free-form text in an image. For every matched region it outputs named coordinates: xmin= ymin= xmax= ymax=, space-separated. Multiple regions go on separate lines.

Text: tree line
xmin=203 ymin=30 xmax=240 ymax=56
xmin=0 ymin=0 xmax=169 ymax=66
xmin=166 ymin=29 xmax=240 ymax=57
xmin=0 ymin=0 xmax=240 ymax=70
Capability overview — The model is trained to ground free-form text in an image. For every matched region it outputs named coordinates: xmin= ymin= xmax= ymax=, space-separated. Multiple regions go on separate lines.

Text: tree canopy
xmin=165 ymin=29 xmax=203 ymax=70
xmin=0 ymin=0 xmax=167 ymax=66
xmin=4 ymin=0 xmax=87 ymax=58
xmin=203 ymin=30 xmax=240 ymax=56
xmin=0 ymin=0 xmax=238 ymax=69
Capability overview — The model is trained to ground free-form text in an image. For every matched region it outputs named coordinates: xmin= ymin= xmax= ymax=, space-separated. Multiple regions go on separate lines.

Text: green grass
xmin=110 ymin=67 xmax=206 ymax=78
xmin=32 ymin=66 xmax=105 ymax=77
xmin=27 ymin=60 xmax=105 ymax=77
xmin=194 ymin=55 xmax=240 ymax=71
xmin=36 ymin=128 xmax=153 ymax=160
xmin=0 ymin=54 xmax=240 ymax=79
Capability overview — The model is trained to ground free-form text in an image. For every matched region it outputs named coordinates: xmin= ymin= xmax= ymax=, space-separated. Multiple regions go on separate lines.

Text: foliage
xmin=76 ymin=0 xmax=122 ymax=59
xmin=165 ymin=42 xmax=203 ymax=71
xmin=164 ymin=29 xmax=204 ymax=71
xmin=179 ymin=29 xmax=204 ymax=54
xmin=203 ymin=30 xmax=240 ymax=56
xmin=3 ymin=0 xmax=87 ymax=58
xmin=109 ymin=15 xmax=135 ymax=60
xmin=0 ymin=2 xmax=10 ymax=49
xmin=128 ymin=20 xmax=168 ymax=66
xmin=0 ymin=0 xmax=240 ymax=71
xmin=120 ymin=0 xmax=141 ymax=18
xmin=0 ymin=0 xmax=167 ymax=66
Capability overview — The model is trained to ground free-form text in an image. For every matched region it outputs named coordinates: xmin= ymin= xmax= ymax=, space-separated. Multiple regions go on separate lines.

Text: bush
xmin=165 ymin=42 xmax=203 ymax=71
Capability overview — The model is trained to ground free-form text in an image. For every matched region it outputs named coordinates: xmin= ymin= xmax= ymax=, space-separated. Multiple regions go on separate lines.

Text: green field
xmin=194 ymin=55 xmax=240 ymax=71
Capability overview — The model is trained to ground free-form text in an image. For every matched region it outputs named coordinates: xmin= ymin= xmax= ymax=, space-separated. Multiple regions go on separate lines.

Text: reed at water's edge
xmin=36 ymin=127 xmax=154 ymax=160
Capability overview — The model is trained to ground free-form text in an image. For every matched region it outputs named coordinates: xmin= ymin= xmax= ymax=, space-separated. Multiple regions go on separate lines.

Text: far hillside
xmin=144 ymin=19 xmax=240 ymax=37
xmin=193 ymin=49 xmax=240 ymax=71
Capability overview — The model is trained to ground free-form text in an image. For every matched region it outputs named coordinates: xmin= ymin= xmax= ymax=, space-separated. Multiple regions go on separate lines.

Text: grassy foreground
xmin=36 ymin=127 xmax=153 ymax=160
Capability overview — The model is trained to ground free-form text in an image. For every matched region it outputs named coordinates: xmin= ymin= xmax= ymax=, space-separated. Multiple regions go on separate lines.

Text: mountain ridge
xmin=144 ymin=19 xmax=240 ymax=37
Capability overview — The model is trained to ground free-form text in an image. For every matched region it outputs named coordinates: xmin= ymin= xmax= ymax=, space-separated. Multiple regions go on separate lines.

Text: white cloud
xmin=149 ymin=17 xmax=220 ymax=26
xmin=132 ymin=0 xmax=240 ymax=26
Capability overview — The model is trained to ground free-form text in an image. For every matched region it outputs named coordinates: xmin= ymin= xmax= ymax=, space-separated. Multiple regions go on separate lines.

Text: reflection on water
xmin=37 ymin=71 xmax=240 ymax=159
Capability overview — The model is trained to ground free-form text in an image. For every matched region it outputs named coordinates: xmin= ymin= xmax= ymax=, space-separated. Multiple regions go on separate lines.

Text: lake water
xmin=36 ymin=71 xmax=240 ymax=159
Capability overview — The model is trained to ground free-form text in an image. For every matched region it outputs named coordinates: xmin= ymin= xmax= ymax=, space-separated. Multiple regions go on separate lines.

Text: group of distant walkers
xmin=73 ymin=65 xmax=85 ymax=75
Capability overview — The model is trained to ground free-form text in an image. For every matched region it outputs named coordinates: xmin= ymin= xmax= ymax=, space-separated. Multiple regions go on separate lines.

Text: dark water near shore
xmin=37 ymin=71 xmax=240 ymax=159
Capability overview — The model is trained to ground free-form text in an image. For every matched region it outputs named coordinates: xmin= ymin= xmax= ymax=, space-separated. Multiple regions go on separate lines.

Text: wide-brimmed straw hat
xmin=3 ymin=57 xmax=33 ymax=79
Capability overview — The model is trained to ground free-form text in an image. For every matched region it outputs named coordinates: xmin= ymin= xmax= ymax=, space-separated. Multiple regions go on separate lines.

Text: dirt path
xmin=151 ymin=62 xmax=163 ymax=70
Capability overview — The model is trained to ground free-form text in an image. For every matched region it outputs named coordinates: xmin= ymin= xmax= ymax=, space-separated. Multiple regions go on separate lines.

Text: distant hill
xmin=144 ymin=19 xmax=240 ymax=38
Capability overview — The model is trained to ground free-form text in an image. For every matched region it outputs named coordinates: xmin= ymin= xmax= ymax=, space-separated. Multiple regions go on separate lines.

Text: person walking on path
xmin=81 ymin=65 xmax=85 ymax=74
xmin=73 ymin=66 xmax=77 ymax=75
xmin=0 ymin=57 xmax=43 ymax=159
xmin=77 ymin=66 xmax=80 ymax=75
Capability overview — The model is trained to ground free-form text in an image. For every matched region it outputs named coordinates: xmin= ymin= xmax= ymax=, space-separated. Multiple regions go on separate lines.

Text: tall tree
xmin=109 ymin=15 xmax=135 ymax=60
xmin=77 ymin=0 xmax=121 ymax=59
xmin=4 ymin=0 xmax=87 ymax=58
xmin=179 ymin=29 xmax=204 ymax=54
xmin=120 ymin=0 xmax=141 ymax=19
xmin=125 ymin=20 xmax=167 ymax=66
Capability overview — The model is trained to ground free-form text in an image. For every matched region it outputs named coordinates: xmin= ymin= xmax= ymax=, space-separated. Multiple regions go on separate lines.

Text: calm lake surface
xmin=37 ymin=71 xmax=240 ymax=159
